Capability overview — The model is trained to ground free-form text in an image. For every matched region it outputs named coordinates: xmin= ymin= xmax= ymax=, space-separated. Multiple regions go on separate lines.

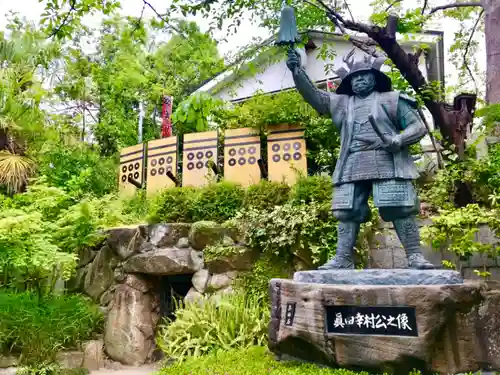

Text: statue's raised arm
xmin=286 ymin=48 xmax=336 ymax=116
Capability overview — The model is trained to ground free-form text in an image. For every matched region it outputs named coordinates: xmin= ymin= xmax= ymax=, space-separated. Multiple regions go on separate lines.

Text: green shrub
xmin=0 ymin=209 xmax=77 ymax=292
xmin=234 ymin=254 xmax=292 ymax=302
xmin=36 ymin=141 xmax=117 ymax=198
xmin=148 ymin=186 xmax=197 ymax=223
xmin=190 ymin=181 xmax=245 ymax=222
xmin=159 ymin=345 xmax=379 ymax=375
xmin=0 ymin=291 xmax=103 ymax=366
xmin=228 ymin=201 xmax=337 ymax=269
xmin=156 ymin=293 xmax=268 ymax=362
xmin=244 ymin=180 xmax=291 ymax=210
xmin=290 ymin=175 xmax=332 ymax=205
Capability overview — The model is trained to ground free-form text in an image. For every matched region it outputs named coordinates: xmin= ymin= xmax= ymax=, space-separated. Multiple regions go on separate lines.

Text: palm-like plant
xmin=0 ymin=23 xmax=61 ymax=193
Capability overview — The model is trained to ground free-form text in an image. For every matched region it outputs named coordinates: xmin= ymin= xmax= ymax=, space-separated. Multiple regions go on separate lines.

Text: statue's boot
xmin=393 ymin=216 xmax=436 ymax=269
xmin=318 ymin=221 xmax=359 ymax=270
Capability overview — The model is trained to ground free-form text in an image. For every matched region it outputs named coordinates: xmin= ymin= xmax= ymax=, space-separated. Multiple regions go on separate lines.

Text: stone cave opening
xmin=157 ymin=273 xmax=194 ymax=321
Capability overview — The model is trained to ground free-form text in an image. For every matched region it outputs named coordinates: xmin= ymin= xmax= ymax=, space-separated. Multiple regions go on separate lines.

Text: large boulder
xmin=145 ymin=223 xmax=191 ymax=248
xmin=122 ymin=248 xmax=203 ymax=275
xmin=104 ymin=284 xmax=156 ymax=365
xmin=188 ymin=221 xmax=225 ymax=250
xmin=78 ymin=247 xmax=97 ymax=267
xmin=268 ymin=278 xmax=500 ymax=374
xmin=205 ymin=245 xmax=258 ymax=273
xmin=84 ymin=246 xmax=119 ymax=300
xmin=106 ymin=225 xmax=146 ymax=260
xmin=82 ymin=339 xmax=105 ymax=371
xmin=67 ymin=264 xmax=90 ymax=292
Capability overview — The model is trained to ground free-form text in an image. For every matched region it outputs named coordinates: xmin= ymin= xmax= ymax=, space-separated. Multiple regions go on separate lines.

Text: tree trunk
xmin=484 ymin=0 xmax=500 ymax=106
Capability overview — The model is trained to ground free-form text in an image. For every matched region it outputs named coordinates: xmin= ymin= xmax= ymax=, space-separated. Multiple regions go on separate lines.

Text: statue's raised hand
xmin=286 ymin=48 xmax=301 ymax=73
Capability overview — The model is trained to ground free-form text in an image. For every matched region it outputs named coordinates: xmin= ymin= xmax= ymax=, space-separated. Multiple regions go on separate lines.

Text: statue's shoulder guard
xmin=398 ymin=92 xmax=418 ymax=109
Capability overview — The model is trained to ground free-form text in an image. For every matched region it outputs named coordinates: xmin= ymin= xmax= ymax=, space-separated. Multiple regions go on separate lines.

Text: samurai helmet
xmin=335 ymin=49 xmax=392 ymax=95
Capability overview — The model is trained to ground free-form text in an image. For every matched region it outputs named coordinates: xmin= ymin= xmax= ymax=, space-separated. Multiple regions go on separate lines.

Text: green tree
xmin=54 ymin=16 xmax=224 ymax=155
xmin=0 ymin=19 xmax=61 ymax=193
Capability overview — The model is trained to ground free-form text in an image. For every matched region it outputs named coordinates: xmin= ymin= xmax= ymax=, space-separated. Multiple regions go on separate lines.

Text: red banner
xmin=161 ymin=95 xmax=173 ymax=138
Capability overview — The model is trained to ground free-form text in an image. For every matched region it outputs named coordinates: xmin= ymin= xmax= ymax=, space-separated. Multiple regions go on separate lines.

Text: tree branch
xmin=142 ymin=0 xmax=182 ymax=34
xmin=385 ymin=0 xmax=403 ymax=12
xmin=462 ymin=9 xmax=484 ymax=94
xmin=47 ymin=0 xmax=76 ymax=38
xmin=421 ymin=0 xmax=428 ymax=15
xmin=428 ymin=2 xmax=483 ymax=15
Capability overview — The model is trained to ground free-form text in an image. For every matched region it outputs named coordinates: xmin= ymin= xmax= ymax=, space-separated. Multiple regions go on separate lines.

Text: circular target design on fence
xmin=159 ymin=158 xmax=165 ymax=166
xmin=293 ymin=152 xmax=302 ymax=161
xmin=272 ymin=155 xmax=280 ymax=163
xmin=128 ymin=164 xmax=134 ymax=172
xmin=158 ymin=167 xmax=165 ymax=175
xmin=228 ymin=158 xmax=236 ymax=167
xmin=121 ymin=175 xmax=127 ymax=182
xmin=283 ymin=153 xmax=291 ymax=161
xmin=167 ymin=166 xmax=173 ymax=173
xmin=187 ymin=153 xmax=195 ymax=161
xmin=248 ymin=156 xmax=256 ymax=165
xmin=187 ymin=162 xmax=195 ymax=170
xmin=238 ymin=148 xmax=246 ymax=156
xmin=133 ymin=172 xmax=140 ymax=179
xmin=151 ymin=159 xmax=158 ymax=167
xmin=121 ymin=165 xmax=127 ymax=173
xmin=293 ymin=142 xmax=301 ymax=150
xmin=134 ymin=162 xmax=140 ymax=170
xmin=272 ymin=144 xmax=280 ymax=152
xmin=248 ymin=146 xmax=256 ymax=155
xmin=150 ymin=169 xmax=157 ymax=176
xmin=229 ymin=148 xmax=237 ymax=157
xmin=283 ymin=143 xmax=291 ymax=151
xmin=205 ymin=150 xmax=213 ymax=158
xmin=196 ymin=161 xmax=204 ymax=169
xmin=196 ymin=151 xmax=204 ymax=160
xmin=238 ymin=157 xmax=246 ymax=166
xmin=167 ymin=156 xmax=173 ymax=164
xmin=128 ymin=173 xmax=133 ymax=180
xmin=205 ymin=160 xmax=212 ymax=168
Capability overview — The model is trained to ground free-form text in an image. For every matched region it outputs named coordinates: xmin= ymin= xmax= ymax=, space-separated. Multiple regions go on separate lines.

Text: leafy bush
xmin=290 ymin=175 xmax=332 ymax=205
xmin=228 ymin=201 xmax=337 ymax=269
xmin=0 ymin=209 xmax=77 ymax=293
xmin=234 ymin=255 xmax=292 ymax=302
xmin=244 ymin=180 xmax=291 ymax=210
xmin=55 ymin=193 xmax=144 ymax=254
xmin=148 ymin=186 xmax=197 ymax=223
xmin=156 ymin=293 xmax=268 ymax=362
xmin=421 ymin=204 xmax=500 ymax=274
xmin=159 ymin=345 xmax=383 ymax=375
xmin=36 ymin=141 xmax=117 ymax=198
xmin=0 ymin=291 xmax=103 ymax=366
xmin=190 ymin=181 xmax=245 ymax=222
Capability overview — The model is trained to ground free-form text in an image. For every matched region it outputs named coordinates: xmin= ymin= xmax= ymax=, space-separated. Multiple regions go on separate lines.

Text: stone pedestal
xmin=268 ymin=270 xmax=500 ymax=374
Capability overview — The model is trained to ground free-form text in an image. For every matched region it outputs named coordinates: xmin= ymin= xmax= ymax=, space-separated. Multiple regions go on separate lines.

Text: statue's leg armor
xmin=379 ymin=206 xmax=436 ymax=270
xmin=319 ymin=182 xmax=371 ymax=270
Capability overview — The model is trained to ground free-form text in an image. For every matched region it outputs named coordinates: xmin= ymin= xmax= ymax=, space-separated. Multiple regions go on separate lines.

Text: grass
xmin=0 ymin=291 xmax=103 ymax=366
xmin=158 ymin=346 xmax=378 ymax=375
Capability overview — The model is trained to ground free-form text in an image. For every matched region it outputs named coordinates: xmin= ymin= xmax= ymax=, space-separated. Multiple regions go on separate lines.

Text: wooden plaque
xmin=182 ymin=131 xmax=218 ymax=187
xmin=224 ymin=128 xmax=261 ymax=187
xmin=146 ymin=137 xmax=178 ymax=196
xmin=119 ymin=143 xmax=145 ymax=196
xmin=267 ymin=124 xmax=307 ymax=185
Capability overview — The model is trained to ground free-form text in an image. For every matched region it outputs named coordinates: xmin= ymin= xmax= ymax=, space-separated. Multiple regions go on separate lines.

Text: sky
xmin=0 ymin=0 xmax=487 ymax=93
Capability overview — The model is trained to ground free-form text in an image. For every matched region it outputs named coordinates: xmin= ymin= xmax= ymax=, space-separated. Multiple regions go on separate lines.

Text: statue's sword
xmin=368 ymin=113 xmax=391 ymax=146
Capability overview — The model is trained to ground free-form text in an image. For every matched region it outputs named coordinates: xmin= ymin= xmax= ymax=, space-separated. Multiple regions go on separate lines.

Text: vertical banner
xmin=161 ymin=95 xmax=173 ymax=138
